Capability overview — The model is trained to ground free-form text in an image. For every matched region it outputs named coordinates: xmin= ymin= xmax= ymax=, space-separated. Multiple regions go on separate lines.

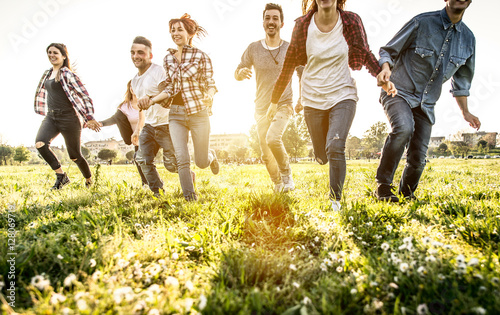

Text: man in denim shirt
xmin=375 ymin=0 xmax=480 ymax=202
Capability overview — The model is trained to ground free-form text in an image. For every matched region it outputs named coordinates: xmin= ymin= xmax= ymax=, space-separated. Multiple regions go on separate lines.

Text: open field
xmin=1 ymin=160 xmax=500 ymax=314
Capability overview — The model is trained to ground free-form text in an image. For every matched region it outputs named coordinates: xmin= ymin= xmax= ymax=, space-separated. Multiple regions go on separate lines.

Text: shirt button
xmin=440 ymin=54 xmax=444 ymax=56
xmin=435 ymin=68 xmax=438 ymax=71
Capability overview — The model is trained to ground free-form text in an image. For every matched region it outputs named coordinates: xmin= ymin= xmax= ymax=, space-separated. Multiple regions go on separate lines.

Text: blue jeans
xmin=376 ymin=95 xmax=432 ymax=196
xmin=304 ymin=100 xmax=356 ymax=201
xmin=255 ymin=105 xmax=293 ymax=183
xmin=169 ymin=105 xmax=214 ymax=201
xmin=136 ymin=124 xmax=177 ymax=193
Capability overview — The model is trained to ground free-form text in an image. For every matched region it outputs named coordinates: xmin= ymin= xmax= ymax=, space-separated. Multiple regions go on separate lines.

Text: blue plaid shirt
xmin=379 ymin=8 xmax=475 ymax=124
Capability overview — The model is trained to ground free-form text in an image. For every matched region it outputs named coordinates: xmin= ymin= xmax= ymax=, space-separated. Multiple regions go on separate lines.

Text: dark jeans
xmin=35 ymin=109 xmax=91 ymax=179
xmin=304 ymin=100 xmax=356 ymax=201
xmin=133 ymin=146 xmax=148 ymax=186
xmin=136 ymin=124 xmax=177 ymax=193
xmin=376 ymin=95 xmax=433 ymax=196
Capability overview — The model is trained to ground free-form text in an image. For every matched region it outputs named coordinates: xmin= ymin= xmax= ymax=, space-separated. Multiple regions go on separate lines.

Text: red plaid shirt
xmin=162 ymin=46 xmax=217 ymax=115
xmin=34 ymin=67 xmax=95 ymax=122
xmin=272 ymin=9 xmax=381 ymax=104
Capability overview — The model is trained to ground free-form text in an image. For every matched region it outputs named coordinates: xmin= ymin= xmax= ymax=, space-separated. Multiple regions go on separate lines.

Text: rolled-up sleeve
xmin=201 ymin=52 xmax=217 ymax=94
xmin=451 ymin=41 xmax=475 ymax=97
xmin=379 ymin=18 xmax=418 ymax=68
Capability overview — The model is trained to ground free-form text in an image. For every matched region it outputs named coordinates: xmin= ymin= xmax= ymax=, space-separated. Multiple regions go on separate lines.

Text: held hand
xmin=463 ymin=112 xmax=481 ymax=130
xmin=377 ymin=67 xmax=392 ymax=87
xmin=382 ymin=81 xmax=398 ymax=98
xmin=294 ymin=100 xmax=303 ymax=114
xmin=138 ymin=96 xmax=153 ymax=110
xmin=202 ymin=93 xmax=213 ymax=108
xmin=266 ymin=103 xmax=278 ymax=121
xmin=86 ymin=120 xmax=101 ymax=132
xmin=238 ymin=68 xmax=252 ymax=80
xmin=131 ymin=132 xmax=139 ymax=146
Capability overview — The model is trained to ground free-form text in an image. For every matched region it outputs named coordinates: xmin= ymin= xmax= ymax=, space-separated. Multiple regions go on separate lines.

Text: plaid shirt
xmin=272 ymin=9 xmax=381 ymax=104
xmin=34 ymin=67 xmax=95 ymax=122
xmin=162 ymin=45 xmax=217 ymax=115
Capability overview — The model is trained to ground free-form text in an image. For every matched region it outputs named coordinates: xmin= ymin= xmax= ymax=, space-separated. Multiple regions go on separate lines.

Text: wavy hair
xmin=46 ymin=43 xmax=72 ymax=82
xmin=301 ymin=0 xmax=346 ymax=15
xmin=168 ymin=14 xmax=207 ymax=46
xmin=119 ymin=80 xmax=136 ymax=109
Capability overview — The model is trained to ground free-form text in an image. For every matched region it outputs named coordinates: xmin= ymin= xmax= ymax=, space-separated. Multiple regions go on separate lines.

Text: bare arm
xmin=456 ymin=96 xmax=480 ymax=130
xmin=131 ymin=110 xmax=145 ymax=146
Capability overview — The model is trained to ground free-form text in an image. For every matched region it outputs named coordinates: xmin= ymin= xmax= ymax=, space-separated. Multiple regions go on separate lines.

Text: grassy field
xmin=1 ymin=159 xmax=499 ymax=314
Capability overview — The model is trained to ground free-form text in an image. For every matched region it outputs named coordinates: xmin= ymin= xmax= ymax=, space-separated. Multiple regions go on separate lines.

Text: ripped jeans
xmin=304 ymin=100 xmax=356 ymax=201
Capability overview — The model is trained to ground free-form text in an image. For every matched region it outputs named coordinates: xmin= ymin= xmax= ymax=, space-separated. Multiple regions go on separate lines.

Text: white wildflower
xmin=386 ymin=225 xmax=393 ymax=232
xmin=171 ymin=252 xmax=179 ymax=260
xmin=185 ymin=246 xmax=196 ymax=251
xmin=165 ymin=276 xmax=179 ymax=287
xmin=148 ymin=284 xmax=162 ymax=294
xmin=349 ymin=216 xmax=354 ymax=221
xmin=421 ymin=237 xmax=431 ymax=245
xmin=468 ymin=258 xmax=479 ymax=266
xmin=432 ymin=241 xmax=443 ymax=247
xmin=117 ymin=259 xmax=129 ymax=269
xmin=292 ymin=282 xmax=300 ymax=288
xmin=399 ymin=244 xmax=407 ymax=250
xmin=76 ymin=299 xmax=88 ymax=311
xmin=370 ymin=281 xmax=378 ymax=287
xmin=302 ymin=297 xmax=312 ymax=305
xmin=28 ymin=222 xmax=36 ymax=228
xmin=289 ymin=264 xmax=297 ymax=271
xmin=113 ymin=253 xmax=122 ymax=259
xmin=50 ymin=293 xmax=67 ymax=305
xmin=417 ymin=266 xmax=427 ymax=275
xmin=89 ymin=259 xmax=96 ymax=267
xmin=70 ymin=234 xmax=78 ymax=242
xmin=366 ymin=222 xmax=373 ymax=227
xmin=91 ymin=270 xmax=102 ymax=281
xmin=456 ymin=254 xmax=466 ymax=264
xmin=113 ymin=287 xmax=134 ymax=304
xmin=314 ymin=236 xmax=320 ymax=242
xmin=336 ymin=266 xmax=343 ymax=273
xmin=373 ymin=299 xmax=383 ymax=310
xmin=63 ymin=273 xmax=77 ymax=287
xmin=146 ymin=263 xmax=162 ymax=277
xmin=185 ymin=280 xmax=195 ymax=292
xmin=61 ymin=307 xmax=72 ymax=315
xmin=133 ymin=301 xmax=147 ymax=314
xmin=320 ymin=263 xmax=327 ymax=272
xmin=199 ymin=294 xmax=207 ymax=310
xmin=350 ymin=288 xmax=357 ymax=294
xmin=126 ymin=252 xmax=137 ymax=260
xmin=491 ymin=277 xmax=499 ymax=285
xmin=57 ymin=254 xmax=64 ymax=260
xmin=148 ymin=308 xmax=160 ymax=315
xmin=471 ymin=307 xmax=486 ymax=315
xmin=417 ymin=303 xmax=429 ymax=315
xmin=389 ymin=282 xmax=399 ymax=289
xmin=399 ymin=263 xmax=409 ymax=272
xmin=184 ymin=298 xmax=194 ymax=312
xmin=438 ymin=274 xmax=445 ymax=281
xmin=31 ymin=274 xmax=50 ymax=291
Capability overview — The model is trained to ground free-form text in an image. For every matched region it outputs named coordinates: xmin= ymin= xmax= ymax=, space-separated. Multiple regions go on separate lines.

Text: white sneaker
xmin=331 ymin=200 xmax=341 ymax=212
xmin=274 ymin=182 xmax=284 ymax=193
xmin=281 ymin=174 xmax=295 ymax=192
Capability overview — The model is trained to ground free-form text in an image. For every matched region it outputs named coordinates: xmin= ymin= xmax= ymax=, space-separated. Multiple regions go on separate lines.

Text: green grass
xmin=0 ymin=160 xmax=499 ymax=314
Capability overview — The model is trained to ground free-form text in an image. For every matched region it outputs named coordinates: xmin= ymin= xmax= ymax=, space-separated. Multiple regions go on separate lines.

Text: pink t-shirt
xmin=119 ymin=102 xmax=140 ymax=131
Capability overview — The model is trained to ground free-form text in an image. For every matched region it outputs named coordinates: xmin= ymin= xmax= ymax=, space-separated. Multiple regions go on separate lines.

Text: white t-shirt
xmin=131 ymin=63 xmax=169 ymax=127
xmin=301 ymin=14 xmax=358 ymax=110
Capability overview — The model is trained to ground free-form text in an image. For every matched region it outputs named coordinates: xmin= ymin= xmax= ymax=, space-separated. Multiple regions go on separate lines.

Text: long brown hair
xmin=302 ymin=0 xmax=346 ymax=15
xmin=119 ymin=80 xmax=136 ymax=109
xmin=46 ymin=43 xmax=72 ymax=82
xmin=169 ymin=14 xmax=207 ymax=46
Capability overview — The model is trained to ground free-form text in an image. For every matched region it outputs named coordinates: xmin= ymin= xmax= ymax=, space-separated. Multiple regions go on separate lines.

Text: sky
xmin=0 ymin=0 xmax=499 ymax=147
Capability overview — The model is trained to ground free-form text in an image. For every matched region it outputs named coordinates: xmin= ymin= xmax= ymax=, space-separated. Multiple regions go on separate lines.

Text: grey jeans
xmin=256 ymin=105 xmax=293 ymax=184
xmin=169 ymin=105 xmax=214 ymax=200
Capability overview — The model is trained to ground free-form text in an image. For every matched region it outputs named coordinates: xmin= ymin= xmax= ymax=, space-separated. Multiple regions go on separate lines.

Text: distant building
xmin=83 ymin=138 xmax=133 ymax=157
xmin=207 ymin=133 xmax=249 ymax=151
xmin=429 ymin=136 xmax=445 ymax=147
xmin=461 ymin=132 xmax=498 ymax=147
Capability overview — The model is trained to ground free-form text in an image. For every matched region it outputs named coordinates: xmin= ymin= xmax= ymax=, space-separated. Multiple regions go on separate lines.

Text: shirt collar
xmin=167 ymin=45 xmax=194 ymax=55
xmin=441 ymin=8 xmax=463 ymax=32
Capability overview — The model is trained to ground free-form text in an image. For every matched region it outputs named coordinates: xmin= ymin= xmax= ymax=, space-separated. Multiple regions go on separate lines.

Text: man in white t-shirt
xmin=130 ymin=36 xmax=177 ymax=196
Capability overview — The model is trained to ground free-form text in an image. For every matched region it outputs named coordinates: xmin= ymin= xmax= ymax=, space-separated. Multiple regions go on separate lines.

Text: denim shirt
xmin=379 ymin=8 xmax=475 ymax=124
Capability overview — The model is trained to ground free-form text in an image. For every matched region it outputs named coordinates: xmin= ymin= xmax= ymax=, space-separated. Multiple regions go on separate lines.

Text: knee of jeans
xmin=392 ymin=122 xmax=414 ymax=140
xmin=407 ymin=153 xmax=427 ymax=169
xmin=266 ymin=134 xmax=282 ymax=149
xmin=326 ymin=138 xmax=346 ymax=161
xmin=70 ymin=155 xmax=84 ymax=163
xmin=35 ymin=141 xmax=46 ymax=149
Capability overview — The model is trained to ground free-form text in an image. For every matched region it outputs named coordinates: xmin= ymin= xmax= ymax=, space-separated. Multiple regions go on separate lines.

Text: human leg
xmin=325 ymin=100 xmax=356 ymax=202
xmin=376 ymin=96 xmax=415 ymax=202
xmin=59 ymin=113 xmax=92 ymax=182
xmin=398 ymin=107 xmax=432 ymax=198
xmin=156 ymin=125 xmax=178 ymax=174
xmin=169 ymin=105 xmax=196 ymax=201
xmin=35 ymin=114 xmax=62 ymax=172
xmin=303 ymin=106 xmax=329 ymax=165
xmin=136 ymin=124 xmax=162 ymax=193
xmin=256 ymin=113 xmax=281 ymax=185
xmin=266 ymin=105 xmax=292 ymax=176
xmin=134 ymin=146 xmax=148 ymax=186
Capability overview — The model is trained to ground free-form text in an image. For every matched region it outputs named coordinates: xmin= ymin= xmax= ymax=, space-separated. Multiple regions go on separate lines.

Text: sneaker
xmin=85 ymin=179 xmax=92 ymax=188
xmin=51 ymin=172 xmax=70 ymax=190
xmin=376 ymin=184 xmax=399 ymax=202
xmin=331 ymin=200 xmax=341 ymax=211
xmin=274 ymin=182 xmax=284 ymax=193
xmin=209 ymin=149 xmax=219 ymax=175
xmin=281 ymin=173 xmax=295 ymax=192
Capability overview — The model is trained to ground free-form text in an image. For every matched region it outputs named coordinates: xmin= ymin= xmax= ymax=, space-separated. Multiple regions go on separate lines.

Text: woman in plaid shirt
xmin=270 ymin=0 xmax=397 ymax=211
xmin=34 ymin=43 xmax=100 ymax=190
xmin=147 ymin=14 xmax=219 ymax=201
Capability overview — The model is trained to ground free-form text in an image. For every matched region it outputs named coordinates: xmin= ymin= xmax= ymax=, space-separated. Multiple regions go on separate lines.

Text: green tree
xmin=283 ymin=114 xmax=310 ymax=161
xmin=98 ymin=149 xmax=118 ymax=161
xmin=235 ymin=147 xmax=248 ymax=162
xmin=126 ymin=150 xmax=135 ymax=161
xmin=346 ymin=135 xmax=361 ymax=160
xmin=81 ymin=146 xmax=91 ymax=159
xmin=361 ymin=121 xmax=388 ymax=155
xmin=218 ymin=150 xmax=229 ymax=162
xmin=0 ymin=145 xmax=13 ymax=165
xmin=451 ymin=141 xmax=471 ymax=158
xmin=248 ymin=124 xmax=261 ymax=158
xmin=13 ymin=146 xmax=31 ymax=164
xmin=438 ymin=143 xmax=448 ymax=155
